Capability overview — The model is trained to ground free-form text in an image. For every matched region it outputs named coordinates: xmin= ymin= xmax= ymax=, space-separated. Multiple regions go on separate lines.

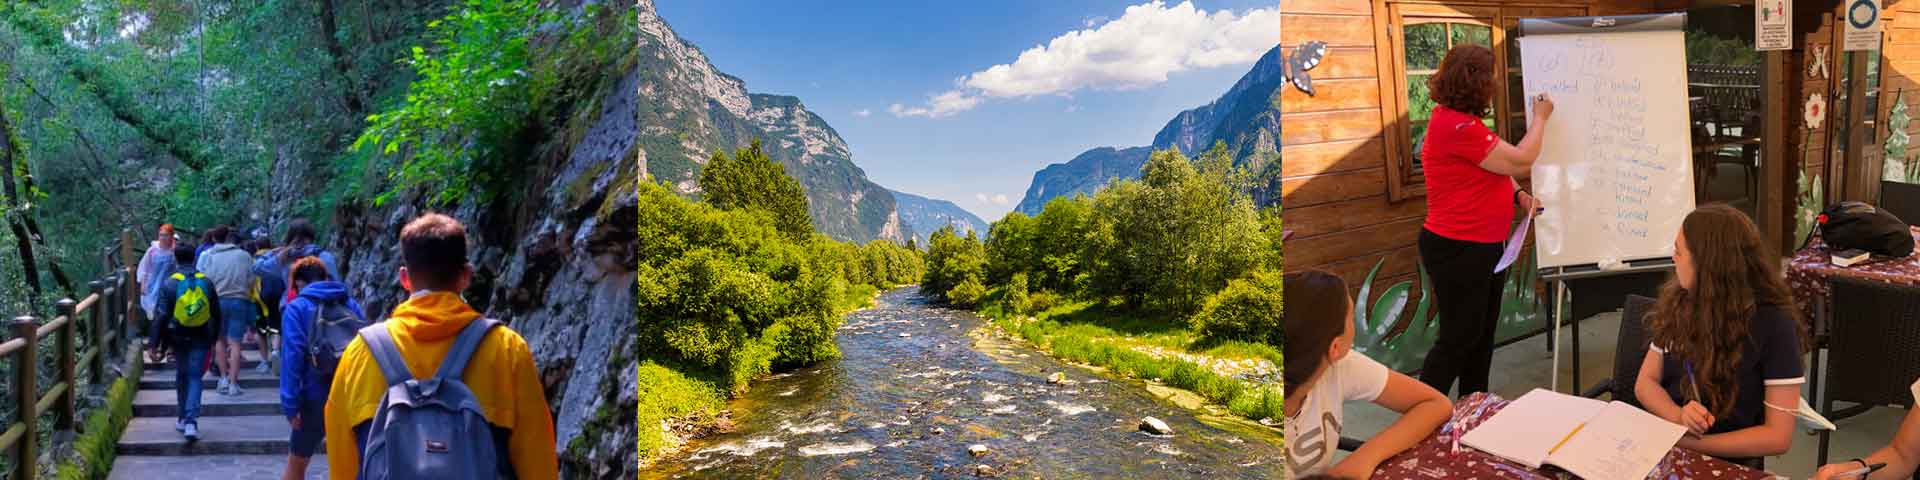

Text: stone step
xmin=109 ymin=454 xmax=328 ymax=480
xmin=116 ymin=416 xmax=317 ymax=456
xmin=142 ymin=349 xmax=268 ymax=370
xmin=133 ymin=386 xmax=281 ymax=418
xmin=139 ymin=367 xmax=279 ymax=390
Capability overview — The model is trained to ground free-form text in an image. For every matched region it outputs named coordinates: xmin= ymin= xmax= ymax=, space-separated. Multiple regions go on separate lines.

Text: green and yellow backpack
xmin=170 ymin=272 xmax=213 ymax=328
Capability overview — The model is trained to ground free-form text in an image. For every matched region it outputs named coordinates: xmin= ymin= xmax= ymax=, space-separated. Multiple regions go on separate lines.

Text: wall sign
xmin=1844 ymin=0 xmax=1883 ymax=51
xmin=1757 ymin=0 xmax=1790 ymax=50
xmin=1282 ymin=41 xmax=1326 ymax=97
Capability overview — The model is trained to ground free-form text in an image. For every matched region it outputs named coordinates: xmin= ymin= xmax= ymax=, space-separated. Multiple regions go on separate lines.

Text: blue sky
xmin=655 ymin=1 xmax=1278 ymax=221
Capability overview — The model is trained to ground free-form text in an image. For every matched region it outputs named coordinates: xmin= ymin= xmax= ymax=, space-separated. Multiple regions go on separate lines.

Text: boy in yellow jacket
xmin=323 ymin=213 xmax=558 ymax=479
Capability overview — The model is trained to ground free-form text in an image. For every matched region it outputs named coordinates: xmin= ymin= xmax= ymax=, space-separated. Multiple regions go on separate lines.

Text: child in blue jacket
xmin=277 ymin=256 xmax=364 ymax=480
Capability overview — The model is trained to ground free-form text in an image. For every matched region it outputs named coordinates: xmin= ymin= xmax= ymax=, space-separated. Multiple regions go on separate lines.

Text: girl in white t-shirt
xmin=1282 ymin=270 xmax=1453 ymax=479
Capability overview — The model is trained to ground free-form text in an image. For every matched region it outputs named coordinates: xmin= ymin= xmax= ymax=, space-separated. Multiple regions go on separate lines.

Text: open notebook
xmin=1461 ymin=389 xmax=1686 ymax=480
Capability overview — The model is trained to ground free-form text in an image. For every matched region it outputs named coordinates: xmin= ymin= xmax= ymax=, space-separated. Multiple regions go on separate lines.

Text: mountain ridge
xmin=1012 ymin=46 xmax=1285 ymax=216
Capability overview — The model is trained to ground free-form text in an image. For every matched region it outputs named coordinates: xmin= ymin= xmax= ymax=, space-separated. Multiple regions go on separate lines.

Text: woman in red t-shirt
xmin=1415 ymin=44 xmax=1553 ymax=397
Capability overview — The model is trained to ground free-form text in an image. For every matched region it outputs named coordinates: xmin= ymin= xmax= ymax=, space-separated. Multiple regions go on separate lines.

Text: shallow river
xmin=643 ymin=287 xmax=1286 ymax=479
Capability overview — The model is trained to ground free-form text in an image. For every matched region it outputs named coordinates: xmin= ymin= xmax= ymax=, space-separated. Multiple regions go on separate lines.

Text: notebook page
xmin=1460 ymin=388 xmax=1609 ymax=468
xmin=1546 ymin=401 xmax=1686 ymax=480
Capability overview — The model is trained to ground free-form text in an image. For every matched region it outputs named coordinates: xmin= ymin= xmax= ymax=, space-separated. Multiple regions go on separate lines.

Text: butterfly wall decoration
xmin=1282 ymin=41 xmax=1329 ymax=97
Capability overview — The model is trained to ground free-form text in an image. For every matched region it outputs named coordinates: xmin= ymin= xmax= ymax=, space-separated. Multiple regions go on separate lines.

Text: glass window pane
xmin=1408 ymin=74 xmax=1435 ymax=123
xmin=1453 ymin=23 xmax=1491 ymax=47
xmin=1506 ymin=25 xmax=1520 ymax=60
xmin=1404 ymin=23 xmax=1446 ymax=71
xmin=1409 ymin=73 xmax=1435 ymax=170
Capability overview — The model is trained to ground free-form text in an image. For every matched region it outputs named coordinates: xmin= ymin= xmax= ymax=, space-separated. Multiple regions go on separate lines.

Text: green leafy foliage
xmin=995 ymin=272 xmax=1030 ymax=315
xmin=1192 ymin=269 xmax=1285 ymax=345
xmin=636 ymin=155 xmax=922 ymax=395
xmin=634 ymin=361 xmax=725 ymax=465
xmin=699 ymin=140 xmax=813 ymax=239
xmin=947 ymin=276 xmax=987 ymax=308
xmin=1082 ymin=144 xmax=1274 ymax=316
xmin=353 ymin=0 xmax=557 ymax=207
xmin=921 ymin=225 xmax=988 ymax=303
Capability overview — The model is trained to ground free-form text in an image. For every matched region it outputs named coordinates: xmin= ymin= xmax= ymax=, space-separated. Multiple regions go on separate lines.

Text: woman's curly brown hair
xmin=1427 ymin=44 xmax=1497 ymax=118
xmin=1648 ymin=204 xmax=1807 ymax=420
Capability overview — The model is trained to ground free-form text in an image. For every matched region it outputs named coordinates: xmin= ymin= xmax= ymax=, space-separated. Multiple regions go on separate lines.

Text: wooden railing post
xmin=12 ymin=316 xmax=38 ymax=480
xmin=52 ymin=300 xmax=76 ymax=433
xmin=120 ymin=230 xmax=138 ymax=340
xmin=86 ymin=281 xmax=107 ymax=387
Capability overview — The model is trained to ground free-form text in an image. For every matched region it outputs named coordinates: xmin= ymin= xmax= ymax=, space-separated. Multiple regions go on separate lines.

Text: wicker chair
xmin=1818 ymin=277 xmax=1920 ymax=465
xmin=1580 ymin=295 xmax=1655 ymax=407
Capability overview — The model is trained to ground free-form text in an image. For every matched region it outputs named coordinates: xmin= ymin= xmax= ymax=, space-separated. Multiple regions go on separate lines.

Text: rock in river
xmin=1139 ymin=416 xmax=1173 ymax=435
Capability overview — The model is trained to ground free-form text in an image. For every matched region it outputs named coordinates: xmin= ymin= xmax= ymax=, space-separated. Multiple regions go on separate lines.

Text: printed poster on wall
xmin=1757 ymin=0 xmax=1790 ymax=50
xmin=1844 ymin=0 xmax=1883 ymax=51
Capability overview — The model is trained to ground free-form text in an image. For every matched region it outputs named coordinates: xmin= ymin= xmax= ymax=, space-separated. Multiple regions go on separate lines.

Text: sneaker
xmin=174 ymin=419 xmax=186 ymax=433
xmin=216 ymin=377 xmax=231 ymax=393
xmin=228 ymin=382 xmax=245 ymax=396
xmin=182 ymin=423 xmax=199 ymax=442
xmin=254 ymin=361 xmax=271 ymax=374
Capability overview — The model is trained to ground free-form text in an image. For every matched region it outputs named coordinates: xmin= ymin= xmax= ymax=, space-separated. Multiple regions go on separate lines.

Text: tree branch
xmin=1 ymin=3 xmax=212 ymax=171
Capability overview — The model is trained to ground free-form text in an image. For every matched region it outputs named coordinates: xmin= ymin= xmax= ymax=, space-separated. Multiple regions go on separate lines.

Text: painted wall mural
xmin=1350 ymin=253 xmax=1546 ymax=373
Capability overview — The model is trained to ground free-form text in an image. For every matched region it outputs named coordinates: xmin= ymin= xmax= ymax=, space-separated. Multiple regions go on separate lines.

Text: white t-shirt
xmin=1284 ymin=352 xmax=1390 ymax=477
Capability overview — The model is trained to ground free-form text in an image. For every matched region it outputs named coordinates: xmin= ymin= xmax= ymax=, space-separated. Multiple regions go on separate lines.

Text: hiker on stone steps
xmin=280 ymin=256 xmax=365 ymax=480
xmin=256 ymin=219 xmax=342 ymax=376
xmin=137 ymin=223 xmax=178 ymax=325
xmin=146 ymin=243 xmax=224 ymax=442
xmin=199 ymin=225 xmax=259 ymax=397
xmin=324 ymin=213 xmax=558 ymax=480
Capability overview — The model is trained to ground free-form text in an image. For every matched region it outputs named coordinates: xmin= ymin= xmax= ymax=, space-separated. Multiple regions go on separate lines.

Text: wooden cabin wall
xmin=1280 ymin=0 xmax=1676 ymax=291
xmin=1881 ymin=1 xmax=1920 ymax=190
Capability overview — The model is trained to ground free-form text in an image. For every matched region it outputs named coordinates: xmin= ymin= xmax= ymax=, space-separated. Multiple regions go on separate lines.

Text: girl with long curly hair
xmin=1634 ymin=204 xmax=1806 ymax=465
xmin=1415 ymin=44 xmax=1555 ymax=397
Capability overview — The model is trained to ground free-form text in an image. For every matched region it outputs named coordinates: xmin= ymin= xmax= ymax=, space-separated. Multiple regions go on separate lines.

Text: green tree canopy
xmin=698 ymin=140 xmax=813 ymax=239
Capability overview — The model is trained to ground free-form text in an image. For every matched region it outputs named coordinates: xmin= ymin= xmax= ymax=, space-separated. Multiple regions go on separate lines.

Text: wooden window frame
xmin=1375 ymin=2 xmax=1588 ymax=202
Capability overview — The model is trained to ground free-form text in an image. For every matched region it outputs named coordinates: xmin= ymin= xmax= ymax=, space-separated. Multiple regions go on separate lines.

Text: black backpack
xmin=308 ymin=300 xmax=368 ymax=378
xmin=1818 ymin=201 xmax=1915 ymax=257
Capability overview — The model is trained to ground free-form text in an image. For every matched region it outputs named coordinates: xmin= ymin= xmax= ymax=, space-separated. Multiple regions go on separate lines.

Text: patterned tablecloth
xmin=1786 ymin=227 xmax=1920 ymax=323
xmin=1372 ymin=393 xmax=1774 ymax=480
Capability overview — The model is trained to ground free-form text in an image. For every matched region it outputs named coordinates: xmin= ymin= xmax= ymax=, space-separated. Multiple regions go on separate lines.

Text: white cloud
xmin=888 ymin=90 xmax=984 ymax=118
xmin=890 ymin=1 xmax=1276 ymax=118
xmin=854 ymin=109 xmax=872 ymax=117
xmin=973 ymin=193 xmax=1010 ymax=206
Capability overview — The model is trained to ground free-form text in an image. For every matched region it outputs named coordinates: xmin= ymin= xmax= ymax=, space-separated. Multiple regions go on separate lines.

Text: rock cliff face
xmin=1010 ymin=146 xmax=1152 ymax=216
xmin=1013 ymin=46 xmax=1285 ymax=214
xmin=311 ymin=6 xmax=645 ymax=480
xmin=891 ymin=189 xmax=987 ymax=245
xmin=634 ymin=0 xmax=903 ymax=243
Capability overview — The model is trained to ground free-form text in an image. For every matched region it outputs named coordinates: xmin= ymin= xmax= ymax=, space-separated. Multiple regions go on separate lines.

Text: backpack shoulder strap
xmin=170 ymin=273 xmax=184 ymax=281
xmin=356 ymin=324 xmax=413 ymax=387
xmin=430 ymin=318 xmax=499 ymax=383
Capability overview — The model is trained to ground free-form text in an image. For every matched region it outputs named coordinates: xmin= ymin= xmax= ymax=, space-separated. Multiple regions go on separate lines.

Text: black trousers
xmin=1416 ymin=228 xmax=1508 ymax=396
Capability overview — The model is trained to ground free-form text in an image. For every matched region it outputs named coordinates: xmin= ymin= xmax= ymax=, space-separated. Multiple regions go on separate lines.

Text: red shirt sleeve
xmin=1450 ymin=116 xmax=1499 ymax=165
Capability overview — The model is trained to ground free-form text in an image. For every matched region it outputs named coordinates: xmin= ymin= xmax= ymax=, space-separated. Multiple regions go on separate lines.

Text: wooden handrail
xmin=2 ymin=266 xmax=133 ymax=480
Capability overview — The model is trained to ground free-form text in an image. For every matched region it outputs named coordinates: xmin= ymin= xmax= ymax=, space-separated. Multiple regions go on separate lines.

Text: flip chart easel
xmin=1518 ymin=13 xmax=1693 ymax=393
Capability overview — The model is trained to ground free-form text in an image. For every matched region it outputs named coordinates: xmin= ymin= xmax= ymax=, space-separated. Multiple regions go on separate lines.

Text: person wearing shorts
xmin=196 ymin=226 xmax=257 ymax=396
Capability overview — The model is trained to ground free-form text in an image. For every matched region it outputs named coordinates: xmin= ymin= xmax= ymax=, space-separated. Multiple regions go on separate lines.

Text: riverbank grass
xmin=982 ymin=295 xmax=1285 ymax=423
xmin=635 ymin=362 xmax=727 ymax=467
